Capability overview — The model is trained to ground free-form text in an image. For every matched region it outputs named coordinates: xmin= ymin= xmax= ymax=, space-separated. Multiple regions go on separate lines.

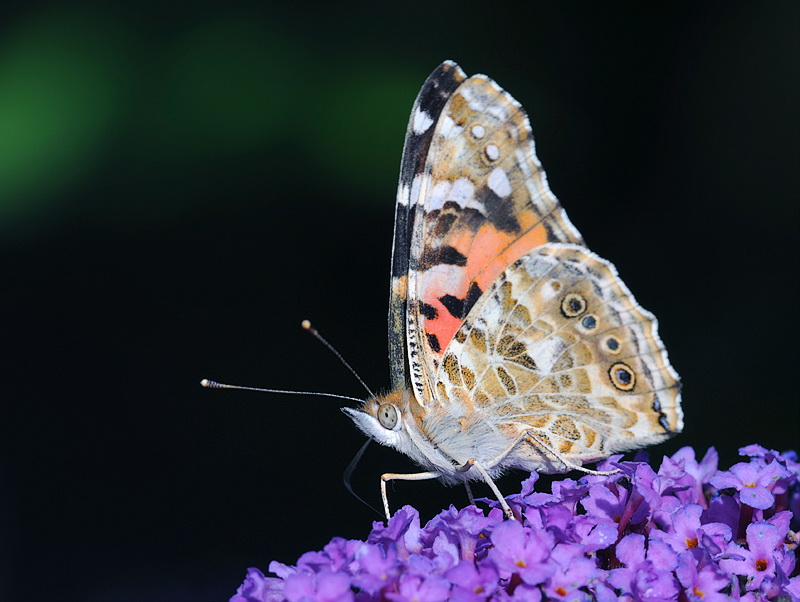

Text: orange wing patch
xmin=419 ymin=223 xmax=551 ymax=358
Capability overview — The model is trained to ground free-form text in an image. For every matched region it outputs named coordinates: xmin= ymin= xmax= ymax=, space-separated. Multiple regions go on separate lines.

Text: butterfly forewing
xmin=403 ymin=71 xmax=584 ymax=407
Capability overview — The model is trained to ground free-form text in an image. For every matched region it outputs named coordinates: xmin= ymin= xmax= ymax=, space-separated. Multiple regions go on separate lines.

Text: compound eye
xmin=377 ymin=403 xmax=399 ymax=430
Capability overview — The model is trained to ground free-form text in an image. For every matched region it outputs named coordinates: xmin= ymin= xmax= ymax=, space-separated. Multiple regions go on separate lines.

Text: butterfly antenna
xmin=302 ymin=320 xmax=375 ymax=397
xmin=200 ymin=380 xmax=364 ymax=404
xmin=343 ymin=439 xmax=383 ymax=518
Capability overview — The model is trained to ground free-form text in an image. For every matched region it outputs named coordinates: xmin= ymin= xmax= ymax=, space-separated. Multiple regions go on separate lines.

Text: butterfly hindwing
xmin=431 ymin=243 xmax=683 ymax=471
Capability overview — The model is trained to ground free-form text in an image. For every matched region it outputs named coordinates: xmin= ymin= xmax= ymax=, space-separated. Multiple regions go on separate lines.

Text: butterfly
xmin=342 ymin=61 xmax=683 ymax=520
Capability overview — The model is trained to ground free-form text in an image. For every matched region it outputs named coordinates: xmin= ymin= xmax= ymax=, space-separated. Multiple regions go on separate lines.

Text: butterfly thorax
xmin=345 ymin=387 xmax=522 ymax=484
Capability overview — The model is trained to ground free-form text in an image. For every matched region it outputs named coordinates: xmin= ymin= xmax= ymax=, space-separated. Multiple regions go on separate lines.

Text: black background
xmin=1 ymin=2 xmax=798 ymax=600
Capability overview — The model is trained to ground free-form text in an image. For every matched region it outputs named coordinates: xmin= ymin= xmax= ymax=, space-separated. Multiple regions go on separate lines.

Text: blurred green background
xmin=1 ymin=1 xmax=797 ymax=600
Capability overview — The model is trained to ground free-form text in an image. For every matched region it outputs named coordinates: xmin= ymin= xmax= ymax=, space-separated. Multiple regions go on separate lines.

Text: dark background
xmin=1 ymin=2 xmax=797 ymax=600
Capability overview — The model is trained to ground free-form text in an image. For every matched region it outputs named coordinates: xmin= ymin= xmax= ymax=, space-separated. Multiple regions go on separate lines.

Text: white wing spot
xmin=440 ymin=114 xmax=463 ymax=139
xmin=460 ymin=89 xmax=486 ymax=113
xmin=471 ymin=125 xmax=486 ymax=139
xmin=410 ymin=173 xmax=424 ymax=206
xmin=412 ymin=108 xmax=434 ymax=134
xmin=426 ymin=177 xmax=485 ymax=214
xmin=485 ymin=144 xmax=500 ymax=161
xmin=529 ymin=337 xmax=565 ymax=374
xmin=398 ymin=182 xmax=410 ymax=206
xmin=429 ymin=180 xmax=450 ymax=210
xmin=488 ymin=168 xmax=512 ymax=198
xmin=449 ymin=177 xmax=475 ymax=206
xmin=541 ymin=280 xmax=562 ymax=301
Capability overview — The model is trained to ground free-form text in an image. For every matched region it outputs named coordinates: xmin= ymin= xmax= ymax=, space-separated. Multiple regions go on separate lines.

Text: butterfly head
xmin=342 ymin=389 xmax=445 ymax=472
xmin=342 ymin=389 xmax=411 ymax=444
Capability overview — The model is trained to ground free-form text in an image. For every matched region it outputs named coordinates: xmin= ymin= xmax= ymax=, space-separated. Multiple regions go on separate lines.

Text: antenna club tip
xmin=301 ymin=319 xmax=312 ymax=330
xmin=200 ymin=379 xmax=212 ymax=388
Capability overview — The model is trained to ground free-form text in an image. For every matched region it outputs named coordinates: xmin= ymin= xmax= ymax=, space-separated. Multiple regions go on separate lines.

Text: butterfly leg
xmin=523 ymin=433 xmax=620 ymax=476
xmin=463 ymin=478 xmax=475 ymax=506
xmin=478 ymin=428 xmax=620 ymax=477
xmin=450 ymin=432 xmax=550 ymax=521
xmin=457 ymin=459 xmax=515 ymax=520
xmin=380 ymin=471 xmax=440 ymax=521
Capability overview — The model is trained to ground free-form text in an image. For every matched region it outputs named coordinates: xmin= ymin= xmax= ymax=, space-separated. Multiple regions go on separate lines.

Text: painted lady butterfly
xmin=343 ymin=61 xmax=683 ymax=520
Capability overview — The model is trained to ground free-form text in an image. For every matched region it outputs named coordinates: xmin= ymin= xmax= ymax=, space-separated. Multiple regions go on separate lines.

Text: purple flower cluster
xmin=232 ymin=445 xmax=800 ymax=601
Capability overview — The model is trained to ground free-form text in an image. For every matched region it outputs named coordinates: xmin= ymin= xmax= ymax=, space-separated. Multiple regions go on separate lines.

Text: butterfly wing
xmin=432 ymin=243 xmax=683 ymax=470
xmin=396 ymin=63 xmax=584 ymax=405
xmin=389 ymin=61 xmax=466 ymax=391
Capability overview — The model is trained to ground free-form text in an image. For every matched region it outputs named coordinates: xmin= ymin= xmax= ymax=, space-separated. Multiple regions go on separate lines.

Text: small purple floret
xmin=710 ymin=460 xmax=790 ymax=510
xmin=232 ymin=445 xmax=799 ymax=600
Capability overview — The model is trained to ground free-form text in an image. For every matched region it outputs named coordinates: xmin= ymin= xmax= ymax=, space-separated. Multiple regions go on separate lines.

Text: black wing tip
xmin=426 ymin=60 xmax=467 ymax=87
